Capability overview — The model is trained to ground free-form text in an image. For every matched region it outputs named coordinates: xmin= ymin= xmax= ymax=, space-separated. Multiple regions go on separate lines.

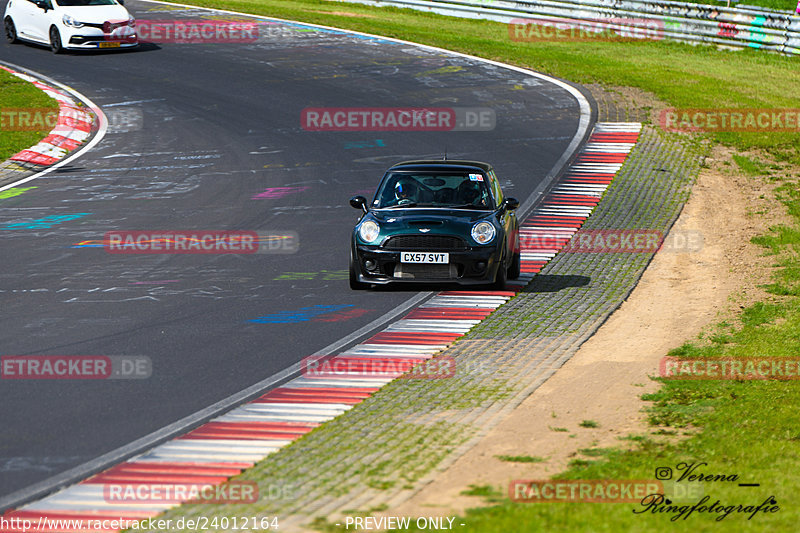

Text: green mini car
xmin=349 ymin=160 xmax=520 ymax=289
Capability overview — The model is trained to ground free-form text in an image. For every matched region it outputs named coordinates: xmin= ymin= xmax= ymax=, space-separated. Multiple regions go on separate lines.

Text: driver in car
xmin=394 ymin=178 xmax=418 ymax=205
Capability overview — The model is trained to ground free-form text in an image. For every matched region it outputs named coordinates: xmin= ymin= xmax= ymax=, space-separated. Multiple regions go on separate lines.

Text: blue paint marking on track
xmin=273 ymin=20 xmax=397 ymax=44
xmin=249 ymin=304 xmax=354 ymax=324
xmin=1 ymin=213 xmax=91 ymax=230
xmin=344 ymin=140 xmax=385 ymax=149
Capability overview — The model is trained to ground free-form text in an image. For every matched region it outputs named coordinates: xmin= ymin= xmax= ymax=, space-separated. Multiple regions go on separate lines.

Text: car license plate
xmin=400 ymin=252 xmax=449 ymax=264
xmin=99 ymin=42 xmax=121 ymax=48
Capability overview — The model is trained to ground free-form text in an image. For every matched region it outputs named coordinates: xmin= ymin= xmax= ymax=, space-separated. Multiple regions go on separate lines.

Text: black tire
xmin=4 ymin=17 xmax=17 ymax=44
xmin=49 ymin=26 xmax=62 ymax=54
xmin=507 ymin=249 xmax=521 ymax=280
xmin=492 ymin=258 xmax=507 ymax=290
xmin=349 ymin=252 xmax=367 ymax=290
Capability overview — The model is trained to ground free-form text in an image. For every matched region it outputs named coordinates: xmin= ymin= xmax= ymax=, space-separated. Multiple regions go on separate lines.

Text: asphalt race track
xmin=0 ymin=0 xmax=585 ymax=503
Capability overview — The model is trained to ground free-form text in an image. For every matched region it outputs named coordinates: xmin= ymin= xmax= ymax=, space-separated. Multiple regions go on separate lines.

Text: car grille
xmin=82 ymin=21 xmax=132 ymax=31
xmin=383 ymin=235 xmax=467 ymax=250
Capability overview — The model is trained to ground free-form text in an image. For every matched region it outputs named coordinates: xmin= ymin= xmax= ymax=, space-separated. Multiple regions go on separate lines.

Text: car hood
xmin=62 ymin=5 xmax=131 ymax=23
xmin=371 ymin=209 xmax=494 ymax=238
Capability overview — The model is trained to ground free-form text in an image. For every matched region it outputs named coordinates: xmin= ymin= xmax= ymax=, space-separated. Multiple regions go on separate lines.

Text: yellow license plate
xmin=99 ymin=42 xmax=121 ymax=48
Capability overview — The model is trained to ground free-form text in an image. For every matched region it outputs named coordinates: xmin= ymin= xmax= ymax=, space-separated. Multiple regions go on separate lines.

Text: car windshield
xmin=373 ymin=171 xmax=493 ymax=209
xmin=55 ymin=0 xmax=118 ymax=6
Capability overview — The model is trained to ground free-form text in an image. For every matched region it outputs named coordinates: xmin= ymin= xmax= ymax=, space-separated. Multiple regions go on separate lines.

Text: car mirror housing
xmin=350 ymin=195 xmax=368 ymax=213
xmin=503 ymin=197 xmax=520 ymax=211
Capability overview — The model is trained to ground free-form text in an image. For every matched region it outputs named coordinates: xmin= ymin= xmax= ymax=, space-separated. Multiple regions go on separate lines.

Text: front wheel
xmin=492 ymin=258 xmax=507 ymax=290
xmin=4 ymin=18 xmax=17 ymax=44
xmin=507 ymin=249 xmax=521 ymax=280
xmin=49 ymin=26 xmax=63 ymax=54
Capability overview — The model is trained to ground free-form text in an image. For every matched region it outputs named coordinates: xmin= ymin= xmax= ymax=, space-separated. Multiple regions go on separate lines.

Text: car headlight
xmin=62 ymin=14 xmax=84 ymax=28
xmin=358 ymin=220 xmax=380 ymax=243
xmin=471 ymin=221 xmax=496 ymax=244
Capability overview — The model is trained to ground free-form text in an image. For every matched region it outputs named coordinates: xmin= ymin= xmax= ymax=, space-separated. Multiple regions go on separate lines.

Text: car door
xmin=27 ymin=0 xmax=53 ymax=42
xmin=13 ymin=0 xmax=48 ymax=42
xmin=8 ymin=0 xmax=36 ymax=40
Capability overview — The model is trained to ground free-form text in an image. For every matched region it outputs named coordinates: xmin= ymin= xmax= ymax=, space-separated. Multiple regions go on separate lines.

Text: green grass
xmin=496 ymin=455 xmax=546 ymax=463
xmin=578 ymin=448 xmax=614 ymax=457
xmin=733 ymin=154 xmax=771 ymax=176
xmin=688 ymin=0 xmax=798 ymax=10
xmin=0 ymin=69 xmax=59 ymax=162
xmin=462 ymin=485 xmax=505 ymax=499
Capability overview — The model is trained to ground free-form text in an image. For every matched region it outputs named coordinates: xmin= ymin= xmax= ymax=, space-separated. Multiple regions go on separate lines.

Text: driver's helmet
xmin=394 ymin=178 xmax=417 ymax=202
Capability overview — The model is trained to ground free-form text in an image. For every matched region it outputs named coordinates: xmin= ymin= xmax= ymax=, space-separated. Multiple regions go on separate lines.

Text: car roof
xmin=387 ymin=160 xmax=493 ymax=173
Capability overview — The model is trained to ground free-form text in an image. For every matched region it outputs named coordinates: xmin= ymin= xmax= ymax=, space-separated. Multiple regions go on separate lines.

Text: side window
xmin=488 ymin=170 xmax=503 ymax=205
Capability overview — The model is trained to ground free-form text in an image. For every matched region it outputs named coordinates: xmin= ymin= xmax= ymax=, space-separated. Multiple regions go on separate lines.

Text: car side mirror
xmin=118 ymin=0 xmax=124 ymax=4
xmin=350 ymin=196 xmax=368 ymax=213
xmin=35 ymin=0 xmax=48 ymax=10
xmin=502 ymin=197 xmax=520 ymax=211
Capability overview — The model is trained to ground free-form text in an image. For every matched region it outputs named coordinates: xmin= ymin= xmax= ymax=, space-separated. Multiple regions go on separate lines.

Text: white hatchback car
xmin=4 ymin=0 xmax=137 ymax=53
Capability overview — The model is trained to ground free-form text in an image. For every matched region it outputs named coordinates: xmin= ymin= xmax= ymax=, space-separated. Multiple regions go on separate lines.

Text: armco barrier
xmin=342 ymin=0 xmax=800 ymax=54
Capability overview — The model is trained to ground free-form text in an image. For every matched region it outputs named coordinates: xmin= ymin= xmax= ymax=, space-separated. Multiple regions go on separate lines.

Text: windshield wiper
xmin=451 ymin=203 xmax=486 ymax=209
xmin=386 ymin=202 xmax=417 ymax=208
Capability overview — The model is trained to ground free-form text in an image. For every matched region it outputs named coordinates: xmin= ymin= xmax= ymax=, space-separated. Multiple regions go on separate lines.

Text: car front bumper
xmin=63 ymin=26 xmax=137 ymax=50
xmin=352 ymin=243 xmax=502 ymax=285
